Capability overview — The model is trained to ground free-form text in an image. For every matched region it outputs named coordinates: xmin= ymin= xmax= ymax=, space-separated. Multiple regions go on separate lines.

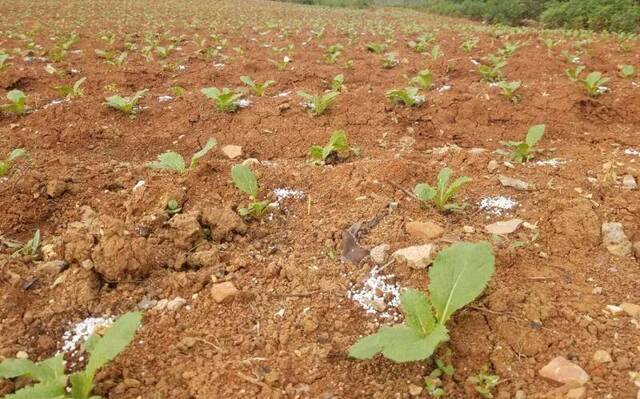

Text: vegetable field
xmin=1 ymin=0 xmax=639 ymax=398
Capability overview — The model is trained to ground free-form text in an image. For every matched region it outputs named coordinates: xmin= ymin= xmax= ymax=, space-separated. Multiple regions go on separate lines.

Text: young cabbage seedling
xmin=0 ymin=148 xmax=26 ymax=177
xmin=580 ymin=71 xmax=610 ymax=97
xmin=478 ymin=59 xmax=506 ymax=83
xmin=502 ymin=124 xmax=546 ymax=163
xmin=1 ymin=89 xmax=28 ymax=116
xmin=496 ymin=80 xmax=521 ymax=103
xmin=467 ymin=367 xmax=499 ymax=399
xmin=105 ymin=89 xmax=148 ymax=114
xmin=308 ymin=130 xmax=359 ymax=165
xmin=298 ymin=90 xmax=338 ymax=116
xmin=106 ymin=51 xmax=128 ymax=67
xmin=564 ymin=65 xmax=585 ymax=82
xmin=10 ymin=229 xmax=40 ymax=258
xmin=201 ymin=87 xmax=243 ymax=112
xmin=0 ymin=312 xmax=141 ymax=399
xmin=407 ymin=69 xmax=432 ymax=90
xmin=387 ymin=87 xmax=424 ymax=107
xmin=414 ymin=167 xmax=472 ymax=212
xmin=381 ymin=52 xmax=399 ymax=69
xmin=349 ymin=241 xmax=494 ymax=363
xmin=618 ymin=64 xmax=636 ymax=79
xmin=231 ymin=164 xmax=270 ymax=218
xmin=429 ymin=45 xmax=443 ymax=61
xmin=55 ymin=77 xmax=86 ymax=98
xmin=329 ymin=74 xmax=344 ymax=92
xmin=366 ymin=42 xmax=387 ymax=54
xmin=165 ymin=199 xmax=182 ymax=215
xmin=146 ymin=137 xmax=217 ymax=175
xmin=240 ymin=76 xmax=276 ymax=96
xmin=460 ymin=37 xmax=478 ymax=53
xmin=0 ymin=52 xmax=11 ymax=70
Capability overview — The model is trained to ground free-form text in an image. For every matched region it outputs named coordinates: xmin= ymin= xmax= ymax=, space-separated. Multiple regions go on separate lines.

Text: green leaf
xmin=414 ymin=183 xmax=436 ymax=202
xmin=85 ymin=312 xmax=141 ymax=376
xmin=200 ymin=87 xmax=221 ymax=99
xmin=146 ymin=151 xmax=186 ymax=174
xmin=71 ymin=312 xmax=141 ymax=399
xmin=189 ymin=137 xmax=217 ymax=169
xmin=429 ymin=242 xmax=495 ymax=324
xmin=349 ymin=324 xmax=449 ymax=363
xmin=3 ymin=381 xmax=66 ymax=399
xmin=0 ymin=354 xmax=65 ymax=387
xmin=231 ymin=164 xmax=258 ymax=198
xmin=239 ymin=75 xmax=254 ymax=88
xmin=436 ymin=168 xmax=452 ymax=195
xmin=328 ymin=130 xmax=348 ymax=151
xmin=525 ymin=124 xmax=545 ymax=147
xmin=8 ymin=148 xmax=26 ymax=161
xmin=400 ymin=289 xmax=435 ymax=335
xmin=7 ymin=89 xmax=25 ymax=104
xmin=308 ymin=145 xmax=324 ymax=161
xmin=444 ymin=176 xmax=472 ymax=200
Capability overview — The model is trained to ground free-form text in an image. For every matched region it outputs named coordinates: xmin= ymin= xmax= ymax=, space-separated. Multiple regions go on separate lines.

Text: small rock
xmin=621 ymin=302 xmax=640 ymax=318
xmin=154 ymin=299 xmax=168 ymax=311
xmin=166 ymin=297 xmax=187 ymax=311
xmin=123 ymin=378 xmax=141 ymax=388
xmin=539 ymin=356 xmax=589 ymax=385
xmin=606 ymin=304 xmax=624 ymax=314
xmin=468 ymin=148 xmax=487 ymax=155
xmin=137 ymin=298 xmax=157 ymax=310
xmin=405 ymin=221 xmax=444 ymax=240
xmin=487 ymin=160 xmax=499 ymax=173
xmin=241 ymin=158 xmax=260 ymax=168
xmin=485 ymin=219 xmax=523 ymax=235
xmin=463 ymin=225 xmax=475 ymax=234
xmin=632 ymin=241 xmax=640 ymax=261
xmin=601 ymin=222 xmax=631 ymax=256
xmin=179 ymin=336 xmax=197 ymax=349
xmin=264 ymin=371 xmax=280 ymax=384
xmin=408 ymin=384 xmax=423 ymax=396
xmin=392 ymin=244 xmax=435 ymax=269
xmin=302 ymin=316 xmax=318 ymax=333
xmin=36 ymin=260 xmax=67 ymax=274
xmin=46 ymin=180 xmax=68 ymax=198
xmin=622 ymin=174 xmax=637 ymax=190
xmin=369 ymin=244 xmax=390 ymax=265
xmin=514 ymin=390 xmax=527 ymax=399
xmin=15 ymin=351 xmax=28 ymax=359
xmin=498 ymin=175 xmax=529 ymax=191
xmin=222 ymin=145 xmax=242 ymax=159
xmin=592 ymin=350 xmax=612 ymax=364
xmin=211 ymin=281 xmax=238 ymax=303
xmin=565 ymin=386 xmax=586 ymax=399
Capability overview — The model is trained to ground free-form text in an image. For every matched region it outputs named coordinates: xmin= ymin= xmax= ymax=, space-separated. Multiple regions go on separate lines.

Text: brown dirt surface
xmin=1 ymin=0 xmax=639 ymax=398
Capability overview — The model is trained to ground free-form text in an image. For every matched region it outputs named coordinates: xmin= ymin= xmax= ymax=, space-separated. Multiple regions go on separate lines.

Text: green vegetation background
xmin=275 ymin=0 xmax=640 ymax=33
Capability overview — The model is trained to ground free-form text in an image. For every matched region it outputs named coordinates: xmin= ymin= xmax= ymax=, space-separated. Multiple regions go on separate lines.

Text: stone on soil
xmin=601 ymin=222 xmax=631 ymax=256
xmin=538 ymin=356 xmax=589 ymax=385
xmin=211 ymin=281 xmax=238 ymax=303
xmin=565 ymin=387 xmax=586 ymax=399
xmin=622 ymin=174 xmax=637 ymax=189
xmin=592 ymin=350 xmax=612 ymax=363
xmin=369 ymin=244 xmax=389 ymax=265
xmin=621 ymin=302 xmax=640 ymax=318
xmin=169 ymin=212 xmax=201 ymax=250
xmin=392 ymin=244 xmax=435 ymax=269
xmin=46 ymin=179 xmax=68 ymax=198
xmin=498 ymin=175 xmax=529 ymax=191
xmin=222 ymin=145 xmax=242 ymax=159
xmin=485 ymin=219 xmax=523 ymax=235
xmin=405 ymin=221 xmax=444 ymax=240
